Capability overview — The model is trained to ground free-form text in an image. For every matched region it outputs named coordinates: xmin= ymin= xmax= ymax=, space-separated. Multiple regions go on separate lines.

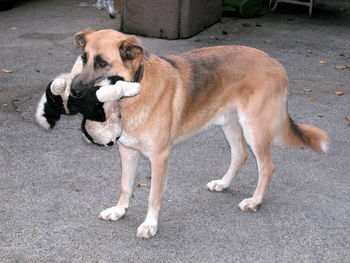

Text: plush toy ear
xmin=74 ymin=28 xmax=95 ymax=49
xmin=119 ymin=36 xmax=150 ymax=61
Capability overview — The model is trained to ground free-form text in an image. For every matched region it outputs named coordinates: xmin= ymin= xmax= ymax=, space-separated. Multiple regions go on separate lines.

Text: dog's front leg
xmin=99 ymin=144 xmax=140 ymax=220
xmin=136 ymin=150 xmax=169 ymax=239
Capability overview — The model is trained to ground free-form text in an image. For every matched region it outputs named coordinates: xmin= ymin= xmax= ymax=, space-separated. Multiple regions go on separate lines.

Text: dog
xmin=70 ymin=28 xmax=328 ymax=238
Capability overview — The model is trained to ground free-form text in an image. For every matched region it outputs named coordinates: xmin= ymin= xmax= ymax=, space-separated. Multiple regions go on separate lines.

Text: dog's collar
xmin=132 ymin=62 xmax=144 ymax=83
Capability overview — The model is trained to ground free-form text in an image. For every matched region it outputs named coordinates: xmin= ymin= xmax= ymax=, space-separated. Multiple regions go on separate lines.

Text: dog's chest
xmin=118 ymin=131 xmax=139 ymax=148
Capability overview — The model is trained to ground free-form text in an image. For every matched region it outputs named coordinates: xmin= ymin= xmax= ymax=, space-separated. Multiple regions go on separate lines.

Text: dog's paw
xmin=238 ymin=198 xmax=260 ymax=212
xmin=50 ymin=78 xmax=67 ymax=95
xmin=136 ymin=220 xmax=158 ymax=239
xmin=206 ymin=179 xmax=229 ymax=192
xmin=98 ymin=206 xmax=126 ymax=221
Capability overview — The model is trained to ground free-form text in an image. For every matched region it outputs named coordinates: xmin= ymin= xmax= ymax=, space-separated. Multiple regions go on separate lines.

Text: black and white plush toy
xmin=36 ymin=56 xmax=141 ymax=146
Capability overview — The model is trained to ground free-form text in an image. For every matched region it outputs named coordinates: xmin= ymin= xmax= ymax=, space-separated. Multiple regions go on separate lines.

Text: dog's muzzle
xmin=71 ymin=79 xmax=86 ymax=98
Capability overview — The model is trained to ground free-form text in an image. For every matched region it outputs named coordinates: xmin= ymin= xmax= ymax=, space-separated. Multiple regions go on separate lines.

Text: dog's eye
xmin=98 ymin=60 xmax=106 ymax=67
xmin=94 ymin=55 xmax=108 ymax=69
xmin=81 ymin=53 xmax=87 ymax=65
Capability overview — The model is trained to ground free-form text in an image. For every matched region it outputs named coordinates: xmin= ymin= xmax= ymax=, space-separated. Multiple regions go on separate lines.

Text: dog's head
xmin=71 ymin=28 xmax=149 ymax=97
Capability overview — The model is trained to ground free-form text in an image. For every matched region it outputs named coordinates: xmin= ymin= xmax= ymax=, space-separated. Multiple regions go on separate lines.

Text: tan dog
xmin=70 ymin=28 xmax=328 ymax=238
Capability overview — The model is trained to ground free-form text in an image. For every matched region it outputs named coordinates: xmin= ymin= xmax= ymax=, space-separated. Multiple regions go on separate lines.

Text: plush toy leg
xmin=50 ymin=78 xmax=67 ymax=96
xmin=36 ymin=93 xmax=52 ymax=129
xmin=96 ymin=81 xmax=141 ymax=102
xmin=36 ymin=56 xmax=84 ymax=129
xmin=36 ymin=81 xmax=67 ymax=129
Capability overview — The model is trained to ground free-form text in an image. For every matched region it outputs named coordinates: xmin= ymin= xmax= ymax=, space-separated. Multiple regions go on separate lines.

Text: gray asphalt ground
xmin=0 ymin=0 xmax=349 ymax=262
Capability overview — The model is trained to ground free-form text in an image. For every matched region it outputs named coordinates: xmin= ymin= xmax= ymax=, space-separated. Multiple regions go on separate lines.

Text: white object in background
xmin=96 ymin=0 xmax=117 ymax=18
xmin=269 ymin=0 xmax=315 ymax=18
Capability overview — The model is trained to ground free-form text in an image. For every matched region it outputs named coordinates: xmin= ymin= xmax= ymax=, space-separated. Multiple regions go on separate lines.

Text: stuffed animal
xmin=36 ymin=56 xmax=141 ymax=146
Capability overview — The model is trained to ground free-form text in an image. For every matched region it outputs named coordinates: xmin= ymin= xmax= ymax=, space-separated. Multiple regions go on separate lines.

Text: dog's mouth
xmin=71 ymin=75 xmax=126 ymax=98
xmin=70 ymin=84 xmax=92 ymax=99
xmin=70 ymin=75 xmax=104 ymax=98
xmin=95 ymin=75 xmax=125 ymax=87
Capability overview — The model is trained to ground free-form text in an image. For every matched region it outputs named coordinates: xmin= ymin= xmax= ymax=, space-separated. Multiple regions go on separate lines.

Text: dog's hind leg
xmin=237 ymin=113 xmax=275 ymax=212
xmin=207 ymin=119 xmax=247 ymax=192
xmin=99 ymin=144 xmax=140 ymax=220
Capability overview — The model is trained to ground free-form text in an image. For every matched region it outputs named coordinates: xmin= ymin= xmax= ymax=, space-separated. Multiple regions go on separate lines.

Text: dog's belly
xmin=174 ymin=106 xmax=237 ymax=144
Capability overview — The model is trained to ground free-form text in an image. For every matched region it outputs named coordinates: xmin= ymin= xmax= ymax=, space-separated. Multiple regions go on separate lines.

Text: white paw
xmin=98 ymin=206 xmax=126 ymax=221
xmin=51 ymin=78 xmax=67 ymax=95
xmin=136 ymin=221 xmax=158 ymax=239
xmin=238 ymin=198 xmax=260 ymax=212
xmin=206 ymin=179 xmax=229 ymax=192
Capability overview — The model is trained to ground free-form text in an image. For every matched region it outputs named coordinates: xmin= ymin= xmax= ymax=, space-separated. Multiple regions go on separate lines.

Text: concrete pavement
xmin=0 ymin=0 xmax=349 ymax=262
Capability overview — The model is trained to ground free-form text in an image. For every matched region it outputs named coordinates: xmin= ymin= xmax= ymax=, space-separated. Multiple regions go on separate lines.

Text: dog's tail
xmin=277 ymin=113 xmax=329 ymax=153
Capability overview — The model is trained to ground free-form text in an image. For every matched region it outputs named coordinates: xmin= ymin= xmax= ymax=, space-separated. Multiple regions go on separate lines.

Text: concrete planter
xmin=121 ymin=0 xmax=222 ymax=39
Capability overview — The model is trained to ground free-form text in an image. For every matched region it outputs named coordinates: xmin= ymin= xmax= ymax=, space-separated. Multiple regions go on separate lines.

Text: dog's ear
xmin=119 ymin=36 xmax=150 ymax=61
xmin=74 ymin=28 xmax=95 ymax=49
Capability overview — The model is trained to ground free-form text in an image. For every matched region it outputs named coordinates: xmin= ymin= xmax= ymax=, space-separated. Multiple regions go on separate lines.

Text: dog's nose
xmin=71 ymin=80 xmax=85 ymax=98
xmin=71 ymin=88 xmax=83 ymax=97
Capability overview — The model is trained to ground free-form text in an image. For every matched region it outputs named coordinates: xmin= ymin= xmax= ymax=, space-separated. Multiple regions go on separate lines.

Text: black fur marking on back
xmin=161 ymin=56 xmax=180 ymax=70
xmin=43 ymin=81 xmax=65 ymax=128
xmin=289 ymin=116 xmax=306 ymax=142
xmin=183 ymin=56 xmax=222 ymax=98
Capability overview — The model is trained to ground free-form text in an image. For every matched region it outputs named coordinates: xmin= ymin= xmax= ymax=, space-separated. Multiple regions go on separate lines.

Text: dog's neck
xmin=119 ymin=56 xmax=174 ymax=131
